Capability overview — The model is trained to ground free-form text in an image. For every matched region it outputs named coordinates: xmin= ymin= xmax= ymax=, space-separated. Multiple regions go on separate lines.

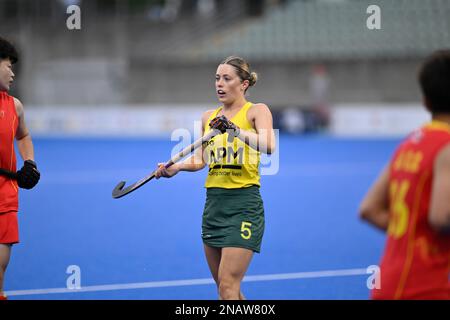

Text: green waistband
xmin=206 ymin=185 xmax=260 ymax=196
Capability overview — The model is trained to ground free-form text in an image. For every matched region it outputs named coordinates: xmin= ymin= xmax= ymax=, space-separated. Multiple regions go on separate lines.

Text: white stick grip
xmin=164 ymin=129 xmax=220 ymax=168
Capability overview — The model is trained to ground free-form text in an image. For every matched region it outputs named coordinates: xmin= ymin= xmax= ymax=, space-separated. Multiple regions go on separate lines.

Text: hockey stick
xmin=112 ymin=129 xmax=220 ymax=199
xmin=0 ymin=168 xmax=17 ymax=180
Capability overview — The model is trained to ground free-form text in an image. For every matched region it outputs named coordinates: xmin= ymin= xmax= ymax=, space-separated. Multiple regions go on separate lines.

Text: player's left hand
xmin=16 ymin=160 xmax=40 ymax=189
xmin=209 ymin=115 xmax=240 ymax=140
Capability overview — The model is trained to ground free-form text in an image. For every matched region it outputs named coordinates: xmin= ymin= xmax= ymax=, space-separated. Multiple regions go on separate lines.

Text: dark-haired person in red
xmin=0 ymin=37 xmax=40 ymax=301
xmin=360 ymin=50 xmax=450 ymax=300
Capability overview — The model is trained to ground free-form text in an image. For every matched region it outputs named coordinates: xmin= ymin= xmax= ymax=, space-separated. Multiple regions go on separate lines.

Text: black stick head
xmin=112 ymin=181 xmax=126 ymax=199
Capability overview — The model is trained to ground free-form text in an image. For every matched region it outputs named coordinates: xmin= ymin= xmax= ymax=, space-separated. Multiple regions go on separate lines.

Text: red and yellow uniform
xmin=372 ymin=121 xmax=450 ymax=300
xmin=0 ymin=91 xmax=19 ymax=244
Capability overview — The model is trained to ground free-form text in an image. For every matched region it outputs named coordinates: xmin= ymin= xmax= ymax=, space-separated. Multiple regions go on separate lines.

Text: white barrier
xmin=330 ymin=104 xmax=431 ymax=137
xmin=25 ymin=105 xmax=209 ymax=137
xmin=25 ymin=103 xmax=432 ymax=137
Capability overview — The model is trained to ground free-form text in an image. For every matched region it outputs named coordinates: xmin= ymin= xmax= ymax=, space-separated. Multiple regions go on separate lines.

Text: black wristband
xmin=24 ymin=159 xmax=37 ymax=168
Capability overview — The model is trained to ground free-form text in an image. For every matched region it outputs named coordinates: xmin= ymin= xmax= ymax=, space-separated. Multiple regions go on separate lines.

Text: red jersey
xmin=372 ymin=121 xmax=450 ymax=300
xmin=0 ymin=91 xmax=18 ymax=213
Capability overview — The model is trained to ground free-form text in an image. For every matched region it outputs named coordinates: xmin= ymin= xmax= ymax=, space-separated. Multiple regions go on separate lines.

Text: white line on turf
xmin=5 ymin=267 xmax=369 ymax=296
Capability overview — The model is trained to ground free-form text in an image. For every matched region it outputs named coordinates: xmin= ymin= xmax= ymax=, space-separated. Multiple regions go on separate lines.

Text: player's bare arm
xmin=176 ymin=109 xmax=215 ymax=172
xmin=14 ymin=97 xmax=34 ymax=161
xmin=242 ymin=103 xmax=276 ymax=154
xmin=155 ymin=110 xmax=214 ymax=179
xmin=359 ymin=165 xmax=390 ymax=231
xmin=429 ymin=144 xmax=450 ymax=233
xmin=13 ymin=97 xmax=40 ymax=190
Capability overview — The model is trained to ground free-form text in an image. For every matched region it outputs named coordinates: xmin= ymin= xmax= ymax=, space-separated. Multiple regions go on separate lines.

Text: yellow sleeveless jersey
xmin=204 ymin=102 xmax=261 ymax=189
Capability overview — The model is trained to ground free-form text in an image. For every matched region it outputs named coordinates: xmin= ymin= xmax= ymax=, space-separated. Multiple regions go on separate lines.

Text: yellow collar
xmin=423 ymin=120 xmax=450 ymax=132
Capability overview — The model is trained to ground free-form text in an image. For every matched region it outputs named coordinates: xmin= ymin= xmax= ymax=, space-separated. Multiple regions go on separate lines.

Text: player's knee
xmin=218 ymin=277 xmax=239 ymax=300
xmin=218 ymin=282 xmax=236 ymax=300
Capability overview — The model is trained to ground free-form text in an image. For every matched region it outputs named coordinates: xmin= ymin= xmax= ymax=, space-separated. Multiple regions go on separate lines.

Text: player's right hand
xmin=155 ymin=163 xmax=180 ymax=179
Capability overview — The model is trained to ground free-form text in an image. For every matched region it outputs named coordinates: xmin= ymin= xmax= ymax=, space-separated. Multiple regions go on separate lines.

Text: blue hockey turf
xmin=5 ymin=135 xmax=401 ymax=300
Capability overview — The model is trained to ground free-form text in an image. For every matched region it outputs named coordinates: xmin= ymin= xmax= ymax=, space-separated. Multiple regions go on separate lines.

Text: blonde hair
xmin=221 ymin=56 xmax=258 ymax=92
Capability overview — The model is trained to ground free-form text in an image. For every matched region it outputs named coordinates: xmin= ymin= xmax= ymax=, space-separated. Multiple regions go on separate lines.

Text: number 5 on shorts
xmin=241 ymin=222 xmax=252 ymax=240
